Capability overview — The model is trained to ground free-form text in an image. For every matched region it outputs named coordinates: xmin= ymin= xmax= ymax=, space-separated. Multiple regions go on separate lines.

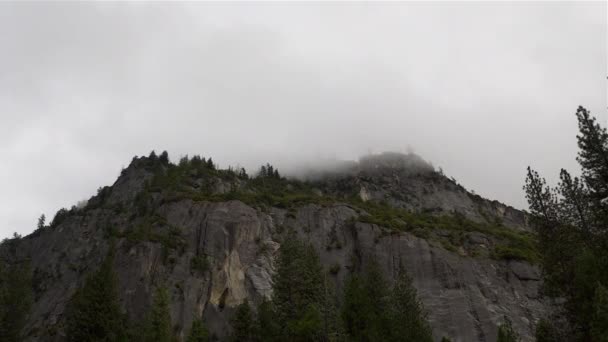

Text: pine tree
xmin=0 ymin=260 xmax=32 ymax=342
xmin=497 ymin=317 xmax=520 ymax=342
xmin=524 ymin=106 xmax=608 ymax=340
xmin=256 ymin=299 xmax=278 ymax=342
xmin=186 ymin=318 xmax=209 ymax=342
xmin=259 ymin=165 xmax=267 ymax=178
xmin=228 ymin=234 xmax=337 ymax=341
xmin=191 ymin=155 xmax=202 ymax=167
xmin=37 ymin=214 xmax=45 ymax=230
xmin=387 ymin=267 xmax=433 ymax=342
xmin=206 ymin=158 xmax=215 ymax=170
xmin=591 ymin=284 xmax=608 ymax=342
xmin=239 ymin=167 xmax=249 ymax=179
xmin=144 ymin=287 xmax=172 ymax=342
xmin=270 ymin=233 xmax=330 ymax=340
xmin=159 ymin=151 xmax=169 ymax=165
xmin=342 ymin=274 xmax=368 ymax=340
xmin=65 ymin=250 xmax=127 ymax=342
xmin=179 ymin=156 xmax=189 ymax=167
xmin=535 ymin=319 xmax=559 ymax=342
xmin=342 ymin=260 xmax=391 ymax=341
xmin=149 ymin=150 xmax=158 ymax=161
xmin=524 ymin=166 xmax=558 ymax=224
xmin=342 ymin=261 xmax=432 ymax=342
xmin=362 ymin=260 xmax=391 ymax=341
xmin=575 ymin=106 xmax=608 ymax=222
xmin=231 ymin=301 xmax=255 ymax=342
xmin=557 ymin=169 xmax=590 ymax=231
xmin=319 ymin=278 xmax=343 ymax=342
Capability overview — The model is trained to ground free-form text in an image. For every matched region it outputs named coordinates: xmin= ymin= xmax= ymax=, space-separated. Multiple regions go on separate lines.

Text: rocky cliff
xmin=3 ymin=152 xmax=547 ymax=341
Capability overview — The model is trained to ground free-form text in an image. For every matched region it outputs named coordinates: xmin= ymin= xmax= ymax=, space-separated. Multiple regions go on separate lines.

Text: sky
xmin=1 ymin=2 xmax=606 ymax=238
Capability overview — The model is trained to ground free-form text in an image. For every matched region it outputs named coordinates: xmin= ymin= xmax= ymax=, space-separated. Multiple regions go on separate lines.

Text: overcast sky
xmin=1 ymin=2 xmax=606 ymax=238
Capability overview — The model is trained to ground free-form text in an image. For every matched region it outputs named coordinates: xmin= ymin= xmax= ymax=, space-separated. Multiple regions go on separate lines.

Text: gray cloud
xmin=1 ymin=2 xmax=606 ymax=238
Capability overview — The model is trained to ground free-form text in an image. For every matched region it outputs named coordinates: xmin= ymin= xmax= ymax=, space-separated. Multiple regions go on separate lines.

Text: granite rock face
xmin=7 ymin=153 xmax=546 ymax=341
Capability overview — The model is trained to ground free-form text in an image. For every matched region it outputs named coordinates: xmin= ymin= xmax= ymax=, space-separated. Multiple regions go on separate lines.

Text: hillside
xmin=1 ymin=151 xmax=546 ymax=341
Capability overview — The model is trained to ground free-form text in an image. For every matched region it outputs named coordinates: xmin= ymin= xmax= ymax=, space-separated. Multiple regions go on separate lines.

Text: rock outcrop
xmin=4 ymin=152 xmax=546 ymax=341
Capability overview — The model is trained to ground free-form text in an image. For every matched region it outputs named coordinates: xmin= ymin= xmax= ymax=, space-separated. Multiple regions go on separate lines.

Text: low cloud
xmin=0 ymin=2 xmax=605 ymax=237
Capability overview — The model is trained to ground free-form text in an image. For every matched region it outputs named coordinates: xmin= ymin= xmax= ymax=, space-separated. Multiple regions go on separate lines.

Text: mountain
xmin=2 ymin=152 xmax=546 ymax=341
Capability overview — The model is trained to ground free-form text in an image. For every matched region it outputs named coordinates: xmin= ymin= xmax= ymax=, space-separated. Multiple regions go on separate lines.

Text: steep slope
xmin=3 ymin=152 xmax=546 ymax=341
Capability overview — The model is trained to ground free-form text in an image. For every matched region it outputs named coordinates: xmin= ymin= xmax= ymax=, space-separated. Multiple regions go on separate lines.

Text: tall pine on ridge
xmin=524 ymin=106 xmax=608 ymax=341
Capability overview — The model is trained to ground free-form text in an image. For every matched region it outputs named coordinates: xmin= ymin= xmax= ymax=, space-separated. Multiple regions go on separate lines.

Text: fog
xmin=1 ymin=2 xmax=606 ymax=238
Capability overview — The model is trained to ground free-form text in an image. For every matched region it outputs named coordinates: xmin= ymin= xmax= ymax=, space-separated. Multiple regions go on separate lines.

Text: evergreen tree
xmin=65 ymin=250 xmax=127 ymax=342
xmin=144 ymin=287 xmax=172 ymax=342
xmin=524 ymin=106 xmax=608 ymax=340
xmin=270 ymin=233 xmax=336 ymax=341
xmin=290 ymin=304 xmax=323 ymax=341
xmin=497 ymin=317 xmax=520 ymax=342
xmin=557 ymin=169 xmax=590 ymax=231
xmin=191 ymin=155 xmax=202 ymax=167
xmin=179 ymin=156 xmax=189 ymax=167
xmin=149 ymin=150 xmax=158 ymax=161
xmin=362 ymin=260 xmax=391 ymax=341
xmin=0 ymin=260 xmax=32 ymax=342
xmin=591 ymin=284 xmax=608 ymax=342
xmin=342 ymin=261 xmax=432 ymax=342
xmin=575 ymin=106 xmax=608 ymax=222
xmin=342 ymin=274 xmax=368 ymax=340
xmin=342 ymin=260 xmax=391 ymax=342
xmin=535 ymin=319 xmax=558 ymax=342
xmin=319 ymin=278 xmax=343 ymax=342
xmin=387 ymin=267 xmax=433 ymax=342
xmin=228 ymin=234 xmax=339 ymax=341
xmin=186 ymin=318 xmax=209 ymax=342
xmin=524 ymin=167 xmax=558 ymax=223
xmin=272 ymin=234 xmax=323 ymax=334
xmin=259 ymin=165 xmax=267 ymax=178
xmin=231 ymin=301 xmax=255 ymax=342
xmin=159 ymin=151 xmax=169 ymax=165
xmin=37 ymin=214 xmax=45 ymax=230
xmin=50 ymin=207 xmax=69 ymax=228
xmin=256 ymin=299 xmax=279 ymax=342
xmin=206 ymin=158 xmax=215 ymax=170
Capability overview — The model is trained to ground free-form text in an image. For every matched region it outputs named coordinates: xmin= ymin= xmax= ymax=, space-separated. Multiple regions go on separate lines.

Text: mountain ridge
xmin=2 ymin=151 xmax=545 ymax=341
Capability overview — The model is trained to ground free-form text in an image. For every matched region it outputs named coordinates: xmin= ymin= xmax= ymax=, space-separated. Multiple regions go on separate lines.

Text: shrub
xmin=329 ymin=263 xmax=341 ymax=275
xmin=190 ymin=255 xmax=209 ymax=275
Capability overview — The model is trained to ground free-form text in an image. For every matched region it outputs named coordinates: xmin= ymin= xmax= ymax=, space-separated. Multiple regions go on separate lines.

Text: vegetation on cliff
xmin=120 ymin=150 xmax=538 ymax=264
xmin=0 ymin=138 xmax=545 ymax=340
xmin=524 ymin=106 xmax=608 ymax=341
xmin=341 ymin=260 xmax=433 ymax=342
xmin=228 ymin=233 xmax=434 ymax=342
xmin=0 ymin=246 xmax=32 ymax=342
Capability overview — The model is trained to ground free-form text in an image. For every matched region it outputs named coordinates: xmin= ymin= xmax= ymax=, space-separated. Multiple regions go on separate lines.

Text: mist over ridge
xmin=247 ymin=151 xmax=435 ymax=182
xmin=1 ymin=2 xmax=605 ymax=239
